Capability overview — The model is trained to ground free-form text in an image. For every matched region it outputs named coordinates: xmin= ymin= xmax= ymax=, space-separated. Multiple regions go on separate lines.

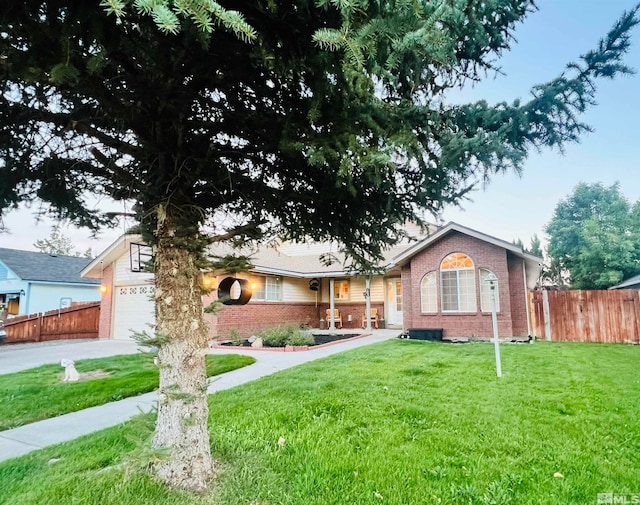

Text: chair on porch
xmin=362 ymin=308 xmax=379 ymax=329
xmin=325 ymin=308 xmax=343 ymax=329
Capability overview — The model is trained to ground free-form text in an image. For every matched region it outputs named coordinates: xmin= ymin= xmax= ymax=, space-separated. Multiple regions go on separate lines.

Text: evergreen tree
xmin=33 ymin=226 xmax=77 ymax=256
xmin=529 ymin=234 xmax=543 ymax=258
xmin=2 ymin=1 xmax=638 ymax=492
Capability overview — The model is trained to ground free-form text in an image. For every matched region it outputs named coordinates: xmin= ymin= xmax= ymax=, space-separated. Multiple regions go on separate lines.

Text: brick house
xmin=82 ymin=223 xmax=541 ymax=340
xmin=393 ymin=223 xmax=541 ymax=339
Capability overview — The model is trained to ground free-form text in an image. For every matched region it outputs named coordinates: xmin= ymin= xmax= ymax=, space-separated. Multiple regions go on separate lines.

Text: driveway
xmin=0 ymin=339 xmax=140 ymax=375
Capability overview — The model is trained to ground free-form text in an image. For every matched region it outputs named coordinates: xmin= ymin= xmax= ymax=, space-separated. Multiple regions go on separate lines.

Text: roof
xmin=246 ymin=243 xmax=413 ymax=278
xmin=84 ymin=222 xmax=543 ymax=287
xmin=0 ymin=248 xmax=100 ymax=284
xmin=390 ymin=222 xmax=543 ymax=289
xmin=83 ymin=233 xmax=416 ymax=279
xmin=610 ymin=273 xmax=640 ymax=290
xmin=81 ymin=234 xmax=144 ymax=279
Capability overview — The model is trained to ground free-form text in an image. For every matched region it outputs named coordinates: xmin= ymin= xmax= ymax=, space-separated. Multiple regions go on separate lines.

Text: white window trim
xmin=420 ymin=271 xmax=438 ymax=313
xmin=440 ymin=269 xmax=477 ymax=313
xmin=250 ymin=275 xmax=282 ymax=302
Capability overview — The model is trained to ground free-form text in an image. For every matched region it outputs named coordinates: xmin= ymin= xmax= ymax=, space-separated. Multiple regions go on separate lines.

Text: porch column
xmin=329 ymin=278 xmax=336 ymax=332
xmin=364 ymin=276 xmax=372 ymax=332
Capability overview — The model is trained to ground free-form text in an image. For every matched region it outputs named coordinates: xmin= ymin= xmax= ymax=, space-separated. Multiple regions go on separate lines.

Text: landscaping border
xmin=211 ymin=332 xmax=371 ymax=352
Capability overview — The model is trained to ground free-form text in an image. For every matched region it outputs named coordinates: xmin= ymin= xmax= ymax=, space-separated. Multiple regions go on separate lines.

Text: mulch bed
xmin=219 ymin=333 xmax=363 ymax=348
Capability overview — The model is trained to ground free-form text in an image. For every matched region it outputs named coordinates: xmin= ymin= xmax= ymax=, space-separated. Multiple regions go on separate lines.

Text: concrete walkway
xmin=0 ymin=330 xmax=400 ymax=462
xmin=0 ymin=339 xmax=141 ymax=375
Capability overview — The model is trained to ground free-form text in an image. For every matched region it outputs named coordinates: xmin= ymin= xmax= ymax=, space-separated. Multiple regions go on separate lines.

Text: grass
xmin=1 ymin=340 xmax=639 ymax=505
xmin=0 ymin=353 xmax=255 ymax=430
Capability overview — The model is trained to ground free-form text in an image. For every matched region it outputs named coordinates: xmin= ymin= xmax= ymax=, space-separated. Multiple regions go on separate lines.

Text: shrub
xmin=259 ymin=324 xmax=315 ymax=347
xmin=229 ymin=329 xmax=244 ymax=346
xmin=285 ymin=331 xmax=315 ymax=347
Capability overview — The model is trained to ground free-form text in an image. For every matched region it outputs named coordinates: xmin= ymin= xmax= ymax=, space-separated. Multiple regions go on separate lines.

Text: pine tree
xmin=529 ymin=234 xmax=543 ymax=258
xmin=2 ymin=1 xmax=638 ymax=492
xmin=33 ymin=227 xmax=77 ymax=256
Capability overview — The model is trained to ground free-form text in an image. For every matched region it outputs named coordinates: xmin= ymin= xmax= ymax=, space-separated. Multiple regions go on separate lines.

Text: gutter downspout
xmin=24 ymin=283 xmax=32 ymax=315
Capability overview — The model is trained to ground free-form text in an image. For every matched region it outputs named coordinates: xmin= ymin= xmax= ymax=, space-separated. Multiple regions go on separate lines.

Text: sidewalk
xmin=0 ymin=329 xmax=400 ymax=462
xmin=0 ymin=339 xmax=140 ymax=375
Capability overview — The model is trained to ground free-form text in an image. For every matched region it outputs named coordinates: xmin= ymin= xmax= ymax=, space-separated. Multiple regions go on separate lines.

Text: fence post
xmin=542 ymin=290 xmax=552 ymax=341
xmin=35 ymin=314 xmax=42 ymax=342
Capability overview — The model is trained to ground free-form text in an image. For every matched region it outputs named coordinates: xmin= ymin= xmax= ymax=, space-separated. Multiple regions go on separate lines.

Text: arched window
xmin=479 ymin=268 xmax=500 ymax=312
xmin=420 ymin=271 xmax=438 ymax=313
xmin=440 ymin=253 xmax=477 ymax=312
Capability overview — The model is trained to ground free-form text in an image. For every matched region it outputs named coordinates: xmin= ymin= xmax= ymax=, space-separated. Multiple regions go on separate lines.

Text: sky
xmin=1 ymin=0 xmax=639 ymax=256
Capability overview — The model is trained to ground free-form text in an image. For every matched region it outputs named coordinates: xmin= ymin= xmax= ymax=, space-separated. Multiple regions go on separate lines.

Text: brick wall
xmin=507 ymin=253 xmax=529 ymax=336
xmin=321 ymin=302 xmax=385 ymax=329
xmin=403 ymin=231 xmax=525 ymax=338
xmin=402 ymin=265 xmax=413 ymax=328
xmin=203 ymin=296 xmax=384 ymax=339
xmin=205 ymin=299 xmax=321 ymax=338
xmin=98 ymin=265 xmax=113 ymax=339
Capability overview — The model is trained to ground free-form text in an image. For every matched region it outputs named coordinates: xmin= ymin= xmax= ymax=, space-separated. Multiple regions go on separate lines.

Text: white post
xmin=490 ymin=283 xmax=502 ymax=378
xmin=542 ymin=289 xmax=552 ymax=341
xmin=329 ymin=278 xmax=336 ymax=332
xmin=364 ymin=276 xmax=372 ymax=332
xmin=485 ymin=272 xmax=502 ymax=378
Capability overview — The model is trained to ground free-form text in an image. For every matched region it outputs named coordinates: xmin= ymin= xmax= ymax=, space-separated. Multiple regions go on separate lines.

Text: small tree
xmin=546 ymin=182 xmax=640 ymax=289
xmin=2 ymin=1 xmax=638 ymax=492
xmin=33 ymin=226 xmax=76 ymax=256
xmin=529 ymin=234 xmax=543 ymax=258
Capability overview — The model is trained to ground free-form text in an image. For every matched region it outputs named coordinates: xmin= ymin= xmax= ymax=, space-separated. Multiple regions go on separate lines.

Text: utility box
xmin=407 ymin=328 xmax=443 ymax=341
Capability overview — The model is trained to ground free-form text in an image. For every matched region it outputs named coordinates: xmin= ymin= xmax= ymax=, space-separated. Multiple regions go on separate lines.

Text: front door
xmin=386 ymin=278 xmax=403 ymax=326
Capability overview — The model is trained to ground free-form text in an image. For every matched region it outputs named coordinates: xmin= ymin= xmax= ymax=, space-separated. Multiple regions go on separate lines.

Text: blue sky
xmin=2 ymin=0 xmax=639 ymax=255
xmin=441 ymin=0 xmax=640 ymax=247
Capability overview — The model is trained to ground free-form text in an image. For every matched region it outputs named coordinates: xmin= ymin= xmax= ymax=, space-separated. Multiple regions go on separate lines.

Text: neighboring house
xmin=0 ymin=248 xmax=101 ymax=317
xmin=610 ymin=273 xmax=640 ymax=290
xmin=83 ymin=223 xmax=542 ymax=340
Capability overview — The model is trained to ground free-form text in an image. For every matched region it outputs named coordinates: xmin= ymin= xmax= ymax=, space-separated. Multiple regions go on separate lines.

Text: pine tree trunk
xmin=151 ymin=227 xmax=214 ymax=492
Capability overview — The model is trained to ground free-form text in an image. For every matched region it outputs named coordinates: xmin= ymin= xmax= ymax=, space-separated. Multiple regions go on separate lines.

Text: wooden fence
xmin=529 ymin=289 xmax=640 ymax=343
xmin=3 ymin=302 xmax=100 ymax=344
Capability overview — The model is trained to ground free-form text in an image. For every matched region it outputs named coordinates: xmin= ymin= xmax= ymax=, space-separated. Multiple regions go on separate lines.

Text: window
xmin=479 ymin=268 xmax=500 ymax=312
xmin=334 ymin=280 xmax=350 ymax=300
xmin=250 ymin=275 xmax=282 ymax=301
xmin=440 ymin=253 xmax=477 ymax=312
xmin=420 ymin=271 xmax=438 ymax=313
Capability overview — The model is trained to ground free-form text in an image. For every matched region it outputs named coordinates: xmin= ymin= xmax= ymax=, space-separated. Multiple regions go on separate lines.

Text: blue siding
xmin=26 ymin=284 xmax=101 ymax=314
xmin=0 ymin=263 xmax=7 ymax=281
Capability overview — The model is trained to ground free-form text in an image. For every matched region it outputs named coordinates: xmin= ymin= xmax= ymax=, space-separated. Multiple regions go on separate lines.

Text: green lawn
xmin=1 ymin=340 xmax=639 ymax=505
xmin=0 ymin=353 xmax=255 ymax=430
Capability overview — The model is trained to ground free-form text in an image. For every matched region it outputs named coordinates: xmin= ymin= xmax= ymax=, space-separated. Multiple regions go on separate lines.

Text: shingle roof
xmin=611 ymin=273 xmax=640 ymax=289
xmin=0 ymin=248 xmax=100 ymax=284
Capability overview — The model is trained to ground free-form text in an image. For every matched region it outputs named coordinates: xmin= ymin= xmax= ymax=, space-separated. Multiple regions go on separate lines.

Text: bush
xmin=229 ymin=329 xmax=244 ymax=346
xmin=285 ymin=331 xmax=315 ymax=347
xmin=259 ymin=324 xmax=315 ymax=347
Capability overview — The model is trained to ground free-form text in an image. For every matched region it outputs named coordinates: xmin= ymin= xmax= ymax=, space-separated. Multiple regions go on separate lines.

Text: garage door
xmin=113 ymin=284 xmax=156 ymax=340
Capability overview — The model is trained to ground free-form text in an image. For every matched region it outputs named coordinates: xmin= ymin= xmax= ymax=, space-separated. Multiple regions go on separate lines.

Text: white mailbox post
xmin=484 ymin=272 xmax=502 ymax=378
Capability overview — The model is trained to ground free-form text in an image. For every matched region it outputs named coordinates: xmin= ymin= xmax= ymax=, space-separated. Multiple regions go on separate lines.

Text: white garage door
xmin=113 ymin=285 xmax=156 ymax=340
